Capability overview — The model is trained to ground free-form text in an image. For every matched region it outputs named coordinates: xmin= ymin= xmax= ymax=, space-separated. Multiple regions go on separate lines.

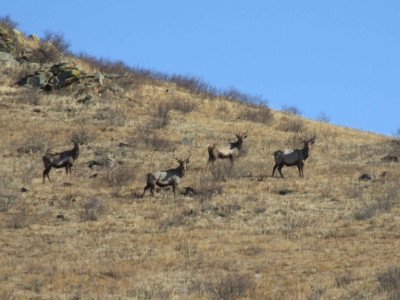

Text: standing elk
xmin=207 ymin=125 xmax=249 ymax=168
xmin=272 ymin=135 xmax=316 ymax=178
xmin=42 ymin=141 xmax=80 ymax=183
xmin=142 ymin=149 xmax=191 ymax=198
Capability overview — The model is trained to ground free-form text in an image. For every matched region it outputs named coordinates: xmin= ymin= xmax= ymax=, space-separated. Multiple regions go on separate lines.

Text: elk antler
xmin=233 ymin=124 xmax=249 ymax=137
xmin=173 ymin=148 xmax=192 ymax=162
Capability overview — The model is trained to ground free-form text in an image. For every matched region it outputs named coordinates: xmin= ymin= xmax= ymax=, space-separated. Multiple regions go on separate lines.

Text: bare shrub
xmin=378 ymin=266 xmax=400 ymax=298
xmin=221 ymin=86 xmax=264 ymax=104
xmin=16 ymin=87 xmax=41 ymax=105
xmin=197 ymin=176 xmax=223 ymax=201
xmin=354 ymin=194 xmax=397 ymax=220
xmin=152 ymin=102 xmax=170 ymax=129
xmin=69 ymin=127 xmax=92 ymax=144
xmin=210 ymin=163 xmax=235 ymax=182
xmin=80 ymin=196 xmax=104 ymax=222
xmin=0 ymin=194 xmax=17 ymax=212
xmin=316 ymin=112 xmax=330 ymax=123
xmin=104 ymin=165 xmax=136 ymax=187
xmin=277 ymin=115 xmax=306 ymax=132
xmin=0 ymin=15 xmax=18 ymax=29
xmin=42 ymin=31 xmax=71 ymax=54
xmin=239 ymin=104 xmax=273 ymax=124
xmin=30 ymin=43 xmax=60 ymax=64
xmin=6 ymin=208 xmax=30 ymax=229
xmin=212 ymin=273 xmax=254 ymax=300
xmin=168 ymin=97 xmax=197 ymax=113
xmin=95 ymin=107 xmax=128 ymax=127
xmin=282 ymin=105 xmax=301 ymax=115
xmin=106 ymin=108 xmax=128 ymax=126
xmin=16 ymin=132 xmax=47 ymax=154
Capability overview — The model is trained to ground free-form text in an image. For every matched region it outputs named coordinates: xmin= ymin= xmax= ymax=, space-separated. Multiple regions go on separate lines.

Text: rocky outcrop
xmin=0 ymin=51 xmax=18 ymax=69
xmin=18 ymin=62 xmax=82 ymax=90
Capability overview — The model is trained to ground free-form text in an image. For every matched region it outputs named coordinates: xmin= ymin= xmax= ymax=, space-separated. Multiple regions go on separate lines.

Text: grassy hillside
xmin=1 ymin=21 xmax=400 ymax=299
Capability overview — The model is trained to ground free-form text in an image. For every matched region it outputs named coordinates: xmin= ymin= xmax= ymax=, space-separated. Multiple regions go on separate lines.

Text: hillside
xmin=1 ymin=21 xmax=400 ymax=299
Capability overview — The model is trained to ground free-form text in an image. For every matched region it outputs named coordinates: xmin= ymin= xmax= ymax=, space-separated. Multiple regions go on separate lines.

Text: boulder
xmin=0 ymin=51 xmax=18 ymax=69
xmin=18 ymin=62 xmax=81 ymax=90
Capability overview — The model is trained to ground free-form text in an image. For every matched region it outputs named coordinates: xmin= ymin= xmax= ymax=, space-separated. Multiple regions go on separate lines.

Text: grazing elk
xmin=207 ymin=125 xmax=249 ymax=168
xmin=142 ymin=149 xmax=192 ymax=198
xmin=42 ymin=141 xmax=80 ymax=183
xmin=272 ymin=135 xmax=316 ymax=178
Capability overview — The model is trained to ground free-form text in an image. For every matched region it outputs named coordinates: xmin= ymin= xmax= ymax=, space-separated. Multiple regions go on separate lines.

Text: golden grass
xmin=0 ymin=59 xmax=399 ymax=299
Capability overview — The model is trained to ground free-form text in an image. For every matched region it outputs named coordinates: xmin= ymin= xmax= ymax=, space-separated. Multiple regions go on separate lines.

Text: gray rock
xmin=0 ymin=51 xmax=18 ymax=69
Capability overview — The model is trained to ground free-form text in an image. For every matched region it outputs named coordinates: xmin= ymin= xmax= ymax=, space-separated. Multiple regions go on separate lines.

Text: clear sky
xmin=4 ymin=1 xmax=400 ymax=136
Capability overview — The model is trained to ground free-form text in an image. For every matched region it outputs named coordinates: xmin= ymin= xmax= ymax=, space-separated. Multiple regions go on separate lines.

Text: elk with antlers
xmin=272 ymin=135 xmax=316 ymax=178
xmin=142 ymin=149 xmax=192 ymax=198
xmin=207 ymin=125 xmax=249 ymax=168
xmin=42 ymin=141 xmax=81 ymax=183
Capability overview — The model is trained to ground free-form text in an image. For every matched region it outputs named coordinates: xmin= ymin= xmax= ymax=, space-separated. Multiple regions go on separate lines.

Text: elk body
xmin=142 ymin=150 xmax=191 ymax=198
xmin=42 ymin=142 xmax=80 ymax=183
xmin=272 ymin=136 xmax=316 ymax=178
xmin=207 ymin=126 xmax=248 ymax=168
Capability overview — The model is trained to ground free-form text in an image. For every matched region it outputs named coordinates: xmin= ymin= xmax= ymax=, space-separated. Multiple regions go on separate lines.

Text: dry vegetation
xmin=1 ymin=20 xmax=400 ymax=300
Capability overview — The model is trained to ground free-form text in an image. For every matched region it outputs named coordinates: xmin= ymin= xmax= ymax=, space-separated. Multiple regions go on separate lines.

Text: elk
xmin=272 ymin=135 xmax=316 ymax=178
xmin=42 ymin=141 xmax=80 ymax=183
xmin=207 ymin=125 xmax=249 ymax=168
xmin=142 ymin=149 xmax=191 ymax=198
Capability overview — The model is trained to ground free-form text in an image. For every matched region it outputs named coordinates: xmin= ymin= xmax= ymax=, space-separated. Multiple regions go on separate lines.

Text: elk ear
xmin=243 ymin=134 xmax=248 ymax=139
xmin=186 ymin=159 xmax=190 ymax=164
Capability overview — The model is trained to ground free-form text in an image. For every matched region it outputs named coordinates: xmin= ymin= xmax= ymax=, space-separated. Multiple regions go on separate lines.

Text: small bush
xmin=239 ymin=104 xmax=273 ymax=124
xmin=16 ymin=132 xmax=47 ymax=154
xmin=168 ymin=97 xmax=197 ymax=113
xmin=378 ymin=266 xmax=400 ymax=298
xmin=6 ymin=208 xmax=30 ymax=229
xmin=277 ymin=115 xmax=306 ymax=132
xmin=80 ymin=196 xmax=104 ymax=221
xmin=104 ymin=165 xmax=136 ymax=187
xmin=29 ymin=43 xmax=60 ymax=64
xmin=69 ymin=127 xmax=92 ymax=144
xmin=106 ymin=108 xmax=128 ymax=127
xmin=152 ymin=102 xmax=171 ymax=129
xmin=282 ymin=105 xmax=301 ymax=115
xmin=0 ymin=15 xmax=18 ymax=29
xmin=212 ymin=273 xmax=254 ymax=300
xmin=42 ymin=31 xmax=71 ymax=54
xmin=16 ymin=87 xmax=41 ymax=105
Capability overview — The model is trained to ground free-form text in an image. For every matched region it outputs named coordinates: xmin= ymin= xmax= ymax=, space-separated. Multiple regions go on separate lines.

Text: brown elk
xmin=272 ymin=135 xmax=316 ymax=178
xmin=42 ymin=141 xmax=80 ymax=183
xmin=142 ymin=149 xmax=192 ymax=198
xmin=207 ymin=125 xmax=249 ymax=168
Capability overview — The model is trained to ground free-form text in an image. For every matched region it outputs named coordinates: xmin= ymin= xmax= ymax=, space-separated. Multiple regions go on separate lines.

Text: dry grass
xmin=1 ymin=41 xmax=400 ymax=299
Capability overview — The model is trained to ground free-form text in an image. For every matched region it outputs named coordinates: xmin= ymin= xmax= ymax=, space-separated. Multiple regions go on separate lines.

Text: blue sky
xmin=4 ymin=1 xmax=400 ymax=136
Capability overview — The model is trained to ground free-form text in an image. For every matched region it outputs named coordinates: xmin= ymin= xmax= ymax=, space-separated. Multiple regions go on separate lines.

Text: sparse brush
xmin=6 ymin=208 xmax=30 ymax=229
xmin=168 ymin=96 xmax=197 ymax=113
xmin=16 ymin=132 xmax=47 ymax=154
xmin=238 ymin=104 xmax=273 ymax=124
xmin=69 ymin=127 xmax=92 ymax=144
xmin=212 ymin=273 xmax=255 ymax=300
xmin=277 ymin=115 xmax=306 ymax=132
xmin=80 ymin=196 xmax=105 ymax=221
xmin=378 ymin=266 xmax=400 ymax=297
xmin=15 ymin=87 xmax=41 ymax=105
xmin=104 ymin=165 xmax=136 ymax=187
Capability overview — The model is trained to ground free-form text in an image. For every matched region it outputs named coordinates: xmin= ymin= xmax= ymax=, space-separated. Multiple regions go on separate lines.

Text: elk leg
xmin=272 ymin=164 xmax=278 ymax=177
xmin=172 ymin=184 xmax=177 ymax=198
xmin=229 ymin=155 xmax=234 ymax=168
xmin=278 ymin=165 xmax=284 ymax=177
xmin=43 ymin=167 xmax=51 ymax=183
xmin=142 ymin=183 xmax=153 ymax=197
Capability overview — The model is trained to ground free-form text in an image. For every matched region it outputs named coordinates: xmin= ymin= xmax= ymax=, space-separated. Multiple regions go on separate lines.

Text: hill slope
xmin=1 ymin=24 xmax=400 ymax=299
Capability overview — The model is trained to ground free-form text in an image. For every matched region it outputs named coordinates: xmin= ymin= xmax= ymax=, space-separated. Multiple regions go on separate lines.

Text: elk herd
xmin=42 ymin=126 xmax=317 ymax=197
